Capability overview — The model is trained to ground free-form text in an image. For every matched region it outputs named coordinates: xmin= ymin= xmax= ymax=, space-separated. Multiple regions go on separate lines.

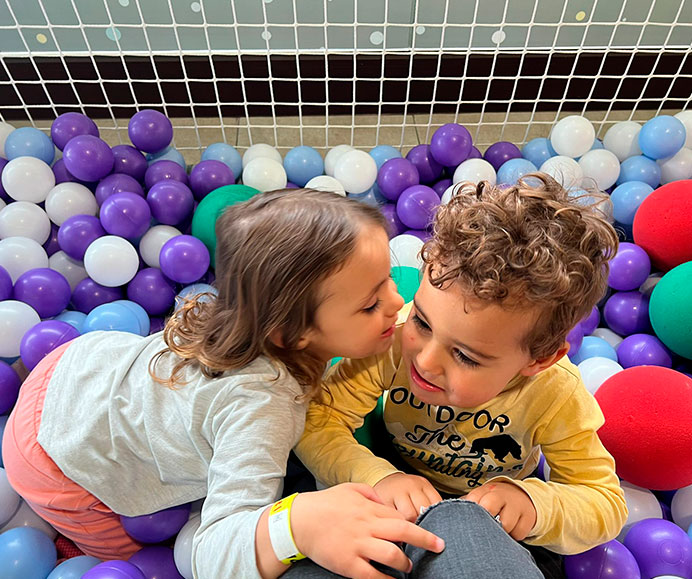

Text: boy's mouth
xmin=410 ymin=363 xmax=443 ymax=392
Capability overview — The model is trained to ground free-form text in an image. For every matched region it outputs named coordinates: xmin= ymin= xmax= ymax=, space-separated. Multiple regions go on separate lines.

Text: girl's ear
xmin=519 ymin=342 xmax=570 ymax=377
xmin=269 ymin=328 xmax=311 ymax=350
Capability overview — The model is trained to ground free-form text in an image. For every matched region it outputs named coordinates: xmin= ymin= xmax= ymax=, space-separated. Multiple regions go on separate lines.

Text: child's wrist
xmin=268 ymin=492 xmax=307 ymax=565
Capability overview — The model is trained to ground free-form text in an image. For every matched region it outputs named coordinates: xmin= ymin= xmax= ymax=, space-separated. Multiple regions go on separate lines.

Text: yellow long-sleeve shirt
xmin=295 ymin=310 xmax=627 ymax=555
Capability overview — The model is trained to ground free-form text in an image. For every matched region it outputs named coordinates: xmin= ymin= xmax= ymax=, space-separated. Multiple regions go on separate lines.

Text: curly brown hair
xmin=423 ymin=173 xmax=618 ymax=359
xmin=150 ymin=188 xmax=387 ymax=396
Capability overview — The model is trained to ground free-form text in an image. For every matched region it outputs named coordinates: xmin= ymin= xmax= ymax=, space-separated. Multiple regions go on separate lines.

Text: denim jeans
xmin=283 ymin=499 xmax=545 ymax=579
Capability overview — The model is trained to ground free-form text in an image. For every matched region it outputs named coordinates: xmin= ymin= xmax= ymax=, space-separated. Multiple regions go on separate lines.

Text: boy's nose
xmin=416 ymin=340 xmax=442 ymax=376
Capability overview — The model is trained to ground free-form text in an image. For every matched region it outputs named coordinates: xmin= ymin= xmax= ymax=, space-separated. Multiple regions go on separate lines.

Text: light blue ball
xmin=283 ymin=146 xmax=324 ymax=187
xmin=47 ymin=555 xmax=102 ymax=579
xmin=82 ymin=302 xmax=141 ymax=334
xmin=0 ymin=527 xmax=57 ymax=579
xmin=113 ymin=300 xmax=150 ymax=336
xmin=4 ymin=127 xmax=55 ymax=164
xmin=569 ymin=336 xmax=618 ymax=365
xmin=496 ymin=158 xmax=537 ymax=185
xmin=638 ymin=115 xmax=686 ymax=160
xmin=369 ymin=145 xmax=402 ymax=170
xmin=616 ymin=155 xmax=661 ymax=189
xmin=347 ymin=182 xmax=388 ymax=207
xmin=146 ymin=145 xmax=186 ymax=168
xmin=176 ymin=283 xmax=218 ymax=310
xmin=521 ymin=138 xmax=556 ymax=168
xmin=611 ymin=181 xmax=654 ymax=225
xmin=202 ymin=143 xmax=242 ymax=180
xmin=54 ymin=310 xmax=87 ymax=333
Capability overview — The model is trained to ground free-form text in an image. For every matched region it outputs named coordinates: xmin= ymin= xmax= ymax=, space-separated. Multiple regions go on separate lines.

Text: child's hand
xmin=464 ymin=481 xmax=537 ymax=541
xmin=373 ymin=472 xmax=443 ymax=522
xmin=291 ymin=483 xmax=445 ymax=579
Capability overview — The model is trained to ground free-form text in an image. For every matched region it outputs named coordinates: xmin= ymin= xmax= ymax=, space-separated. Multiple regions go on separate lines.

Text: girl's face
xmin=302 ymin=224 xmax=405 ymax=362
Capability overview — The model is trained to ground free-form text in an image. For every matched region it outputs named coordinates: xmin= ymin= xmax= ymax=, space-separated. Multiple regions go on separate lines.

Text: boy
xmin=293 ymin=174 xmax=627 ymax=576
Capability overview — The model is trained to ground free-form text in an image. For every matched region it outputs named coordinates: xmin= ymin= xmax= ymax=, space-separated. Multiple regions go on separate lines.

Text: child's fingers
xmin=359 ymin=539 xmax=412 ymax=574
xmin=423 ymin=485 xmax=443 ymax=506
xmin=349 ymin=482 xmax=385 ymax=505
xmin=392 ymin=495 xmax=419 ymax=522
xmin=343 ymin=558 xmax=401 ymax=579
xmin=508 ymin=512 xmax=534 ymax=542
xmin=374 ymin=518 xmax=446 ymax=553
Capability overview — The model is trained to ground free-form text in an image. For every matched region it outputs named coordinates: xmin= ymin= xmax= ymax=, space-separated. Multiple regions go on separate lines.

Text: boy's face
xmin=401 ymin=269 xmax=549 ymax=408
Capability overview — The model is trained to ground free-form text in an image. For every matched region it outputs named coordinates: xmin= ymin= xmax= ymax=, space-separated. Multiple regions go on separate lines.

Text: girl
xmin=2 ymin=189 xmax=444 ymax=579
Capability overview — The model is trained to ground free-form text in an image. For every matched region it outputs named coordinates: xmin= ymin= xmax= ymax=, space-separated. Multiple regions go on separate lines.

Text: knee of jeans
xmin=416 ymin=499 xmax=499 ymax=528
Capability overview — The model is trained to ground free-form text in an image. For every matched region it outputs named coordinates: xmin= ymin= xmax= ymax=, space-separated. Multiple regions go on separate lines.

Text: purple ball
xmin=121 ymin=503 xmax=191 ymax=544
xmin=83 ymin=560 xmax=146 ymax=579
xmin=128 ymin=109 xmax=173 ymax=154
xmin=566 ymin=324 xmax=584 ymax=356
xmin=188 ymin=160 xmax=234 ymax=201
xmin=43 ymin=223 xmax=61 ymax=257
xmin=430 ymin=123 xmax=473 ymax=167
xmin=19 ymin=320 xmax=80 ymax=371
xmin=624 ymin=518 xmax=692 ymax=579
xmin=564 ymin=540 xmax=641 ymax=579
xmin=112 ymin=144 xmax=148 ymax=182
xmin=0 ymin=157 xmax=9 ymax=202
xmin=148 ymin=316 xmax=166 ymax=334
xmin=404 ymin=229 xmax=432 ymax=242
xmin=406 ymin=144 xmax=443 ymax=184
xmin=96 ymin=173 xmax=145 ymax=206
xmin=52 ymin=158 xmax=75 ymax=185
xmin=617 ymin=333 xmax=673 ymax=368
xmin=13 ymin=268 xmax=72 ymax=319
xmin=285 ymin=181 xmax=299 ymax=189
xmin=159 ymin=235 xmax=210 ymax=284
xmin=432 ymin=178 xmax=452 ymax=198
xmin=608 ymin=242 xmax=651 ymax=291
xmin=467 ymin=146 xmax=482 ymax=160
xmin=129 ymin=546 xmax=184 ymax=579
xmin=127 ymin=268 xmax=177 ymax=316
xmin=58 ymin=215 xmax=106 ymax=261
xmin=63 ymin=135 xmax=114 ymax=182
xmin=71 ymin=278 xmax=123 ymax=313
xmin=0 ymin=360 xmax=21 ymax=415
xmin=396 ymin=185 xmax=440 ymax=230
xmin=580 ymin=306 xmax=600 ymax=336
xmin=380 ymin=203 xmax=407 ymax=238
xmin=483 ymin=141 xmax=522 ymax=172
xmin=146 ymin=180 xmax=195 ymax=226
xmin=0 ymin=264 xmax=12 ymax=301
xmin=51 ymin=112 xmax=99 ymax=151
xmin=144 ymin=160 xmax=188 ymax=190
xmin=377 ymin=158 xmax=420 ymax=201
xmin=99 ymin=192 xmax=152 ymax=240
xmin=603 ymin=291 xmax=651 ymax=336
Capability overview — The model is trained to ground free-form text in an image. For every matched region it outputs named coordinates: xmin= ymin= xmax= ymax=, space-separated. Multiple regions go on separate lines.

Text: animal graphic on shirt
xmin=466 ymin=434 xmax=522 ymax=463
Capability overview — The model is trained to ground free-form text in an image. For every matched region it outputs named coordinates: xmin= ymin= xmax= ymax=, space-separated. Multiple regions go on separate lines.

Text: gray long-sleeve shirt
xmin=37 ymin=330 xmax=307 ymax=578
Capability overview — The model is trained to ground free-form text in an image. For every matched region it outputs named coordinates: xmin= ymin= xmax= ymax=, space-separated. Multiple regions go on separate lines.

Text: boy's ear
xmin=519 ymin=341 xmax=570 ymax=377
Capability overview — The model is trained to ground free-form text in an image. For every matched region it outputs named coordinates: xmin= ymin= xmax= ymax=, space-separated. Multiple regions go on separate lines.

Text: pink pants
xmin=2 ymin=342 xmax=142 ymax=559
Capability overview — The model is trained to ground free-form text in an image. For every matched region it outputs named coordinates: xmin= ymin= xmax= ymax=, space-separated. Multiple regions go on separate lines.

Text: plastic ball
xmin=579 ymin=306 xmax=601 ymax=335
xmin=380 ymin=204 xmax=407 ymax=238
xmin=617 ymin=480 xmax=664 ymax=542
xmin=391 ymin=265 xmax=420 ymax=303
xmin=603 ymin=291 xmax=650 ymax=336
xmin=189 ymin=160 xmax=235 ymax=201
xmin=596 ymin=366 xmax=692 ymax=490
xmin=42 ymin=223 xmax=61 ymax=257
xmin=347 ymin=182 xmax=387 ymax=207
xmin=467 ymin=146 xmax=482 ymax=160
xmin=566 ymin=324 xmax=584 ymax=356
xmin=13 ymin=268 xmax=71 ymax=318
xmin=173 ymin=515 xmax=200 ymax=579
xmin=129 ymin=546 xmax=184 ymax=579
xmin=83 ymin=302 xmax=141 ymax=335
xmin=82 ymin=560 xmax=146 ymax=579
xmin=128 ymin=109 xmax=173 ymax=154
xmin=50 ymin=159 xmax=76 ymax=185
xmin=603 ymin=121 xmax=643 ymax=162
xmin=0 ymin=527 xmax=57 ymax=579
xmin=0 ymin=121 xmax=16 ymax=157
xmin=63 ymin=135 xmax=114 ymax=182
xmin=51 ymin=112 xmax=99 ymax=151
xmin=0 ymin=467 xmax=21 ymax=526
xmin=610 ymin=181 xmax=654 ymax=226
xmin=242 ymin=143 xmax=283 ymax=170
xmin=483 ymin=141 xmax=522 ymax=172
xmin=550 ymin=115 xmax=595 ymax=158
xmin=521 ymin=137 xmax=556 ymax=168
xmin=369 ymin=144 xmax=402 ymax=170
xmin=112 ymin=144 xmax=148 ymax=182
xmin=452 ymin=158 xmax=497 ymax=185
xmin=304 ymin=175 xmax=345 ymax=196
xmin=633 ymin=180 xmax=692 ymax=271
xmin=0 ymin=499 xmax=57 ymax=540
xmin=0 ymin=265 xmax=11 ymax=301
xmin=658 ymin=147 xmax=692 ymax=184
xmin=396 ymin=185 xmax=439 ymax=230
xmin=127 ymin=268 xmax=176 ymax=316
xmin=48 ymin=251 xmax=87 ymax=291
xmin=608 ymin=242 xmax=651 ymax=291
xmin=377 ymin=158 xmax=420 ymax=201
xmin=58 ymin=215 xmax=106 ymax=261
xmin=672 ymin=484 xmax=692 ymax=533
xmin=99 ymin=192 xmax=152 ymax=240
xmin=46 ymin=555 xmax=102 ymax=579
xmin=429 ymin=123 xmax=472 ymax=167
xmin=83 ymin=235 xmax=140 ymax=287
xmin=539 ymin=156 xmax=583 ymax=189
xmin=19 ymin=320 xmax=80 ymax=371
xmin=44 ymin=182 xmax=99 ymax=226
xmin=54 ymin=310 xmax=87 ymax=333
xmin=389 ymin=234 xmax=424 ymax=269
xmin=569 ymin=336 xmax=618 ymax=365
xmin=578 ymin=149 xmax=621 ymax=190
xmin=0 ymin=200 xmax=51 ymax=244
xmin=1 ymin=156 xmax=55 ymax=203
xmin=144 ymin=160 xmax=188 ymax=189
xmin=334 ymin=149 xmax=378 ymax=194
xmin=159 ymin=235 xmax=210 ymax=284
xmin=121 ymin=503 xmax=191 ymax=544
xmin=95 ymin=173 xmax=145 ymax=206
xmin=0 ymin=237 xmax=49 ymax=283
xmin=564 ymin=539 xmax=641 ymax=579
xmin=283 ymin=146 xmax=324 ymax=187
xmin=139 ymin=225 xmax=181 ymax=269
xmin=202 ymin=142 xmax=242 ymax=179
xmin=625 ymin=518 xmax=692 ymax=579
xmin=112 ymin=300 xmax=150 ymax=337
xmin=496 ymin=158 xmax=537 ymax=186
xmin=176 ymin=283 xmax=218 ymax=308
xmin=577 ymin=357 xmax=623 ymax=396
xmin=617 ymin=333 xmax=672 ymax=369
xmin=649 ymin=261 xmax=692 ymax=359
xmin=71 ymin=278 xmax=123 ymax=314
xmin=405 ymin=145 xmax=442 ymax=184
xmin=146 ymin=180 xmax=194 ymax=226
xmin=3 ymin=127 xmax=55 ymax=164
xmin=145 ymin=146 xmax=185 ymax=169
xmin=432 ymin=178 xmax=452 ymax=198
xmin=403 ymin=229 xmax=431 ymax=242
xmin=616 ymin=155 xmax=661 ymax=189
xmin=241 ymin=157 xmax=287 ymax=192
xmin=0 ymin=360 xmax=21 ymax=415
xmin=639 ymin=115 xmax=687 ymax=160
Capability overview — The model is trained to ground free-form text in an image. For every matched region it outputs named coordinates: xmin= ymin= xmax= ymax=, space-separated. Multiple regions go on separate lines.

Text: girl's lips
xmin=410 ymin=363 xmax=443 ymax=392
xmin=381 ymin=325 xmax=395 ymax=338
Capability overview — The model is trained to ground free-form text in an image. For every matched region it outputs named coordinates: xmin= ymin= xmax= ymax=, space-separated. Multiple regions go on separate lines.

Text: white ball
xmin=44 ymin=182 xmax=98 ymax=226
xmin=617 ymin=480 xmax=662 ymax=542
xmin=0 ymin=199 xmax=5 ymax=212
xmin=674 ymin=110 xmax=692 ymax=148
xmin=671 ymin=483 xmax=692 ymax=532
xmin=550 ymin=115 xmax=595 ymax=158
xmin=0 ymin=201 xmax=52 ymax=244
xmin=324 ymin=145 xmax=355 ymax=177
xmin=333 ymin=150 xmax=378 ymax=194
xmin=242 ymin=144 xmax=282 ymax=169
xmin=241 ymin=158 xmax=287 ymax=192
xmin=539 ymin=156 xmax=584 ymax=189
xmin=639 ymin=272 xmax=663 ymax=297
xmin=174 ymin=514 xmax=201 ymax=579
xmin=0 ymin=122 xmax=16 ymax=158
xmin=452 ymin=158 xmax=497 ymax=185
xmin=0 ymin=300 xmax=41 ymax=358
xmin=440 ymin=184 xmax=459 ymax=205
xmin=590 ymin=327 xmax=624 ymax=349
xmin=1 ymin=156 xmax=55 ymax=203
xmin=578 ymin=149 xmax=621 ymax=190
xmin=0 ymin=467 xmax=22 ymax=526
xmin=658 ymin=147 xmax=692 ymax=184
xmin=603 ymin=121 xmax=643 ymax=162
xmin=83 ymin=235 xmax=139 ymax=287
xmin=49 ymin=250 xmax=88 ymax=291
xmin=577 ymin=356 xmax=623 ymax=396
xmin=139 ymin=225 xmax=181 ymax=268
xmin=389 ymin=234 xmax=424 ymax=269
xmin=305 ymin=175 xmax=346 ymax=196
xmin=0 ymin=236 xmax=49 ymax=283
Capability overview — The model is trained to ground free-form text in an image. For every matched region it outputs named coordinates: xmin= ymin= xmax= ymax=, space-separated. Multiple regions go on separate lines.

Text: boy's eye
xmin=363 ymin=299 xmax=382 ymax=313
xmin=412 ymin=314 xmax=430 ymax=332
xmin=453 ymin=348 xmax=480 ymax=368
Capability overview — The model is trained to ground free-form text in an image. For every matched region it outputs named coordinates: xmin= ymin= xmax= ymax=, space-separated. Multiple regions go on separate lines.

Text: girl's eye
xmin=412 ymin=314 xmax=430 ymax=332
xmin=363 ymin=299 xmax=382 ymax=313
xmin=453 ymin=348 xmax=480 ymax=368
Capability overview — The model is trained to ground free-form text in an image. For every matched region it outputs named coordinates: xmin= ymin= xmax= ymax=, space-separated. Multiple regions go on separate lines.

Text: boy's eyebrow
xmin=413 ymin=300 xmax=498 ymax=361
xmin=358 ymin=277 xmax=389 ymax=309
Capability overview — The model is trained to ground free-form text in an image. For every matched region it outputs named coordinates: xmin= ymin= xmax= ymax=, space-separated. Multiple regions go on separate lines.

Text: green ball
xmin=191 ymin=184 xmax=260 ymax=267
xmin=650 ymin=261 xmax=692 ymax=359
xmin=391 ymin=265 xmax=420 ymax=303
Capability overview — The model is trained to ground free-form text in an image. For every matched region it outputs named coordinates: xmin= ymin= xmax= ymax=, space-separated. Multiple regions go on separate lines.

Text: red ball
xmin=632 ymin=179 xmax=692 ymax=272
xmin=595 ymin=366 xmax=692 ymax=490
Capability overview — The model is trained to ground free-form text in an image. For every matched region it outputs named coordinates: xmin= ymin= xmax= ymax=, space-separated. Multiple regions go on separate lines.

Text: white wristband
xmin=267 ymin=493 xmax=305 ymax=565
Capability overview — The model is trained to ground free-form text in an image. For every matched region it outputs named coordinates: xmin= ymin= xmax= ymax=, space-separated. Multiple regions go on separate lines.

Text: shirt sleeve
xmin=191 ymin=379 xmax=306 ymax=579
xmin=294 ymin=352 xmax=403 ymax=488
xmin=491 ymin=383 xmax=628 ymax=555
